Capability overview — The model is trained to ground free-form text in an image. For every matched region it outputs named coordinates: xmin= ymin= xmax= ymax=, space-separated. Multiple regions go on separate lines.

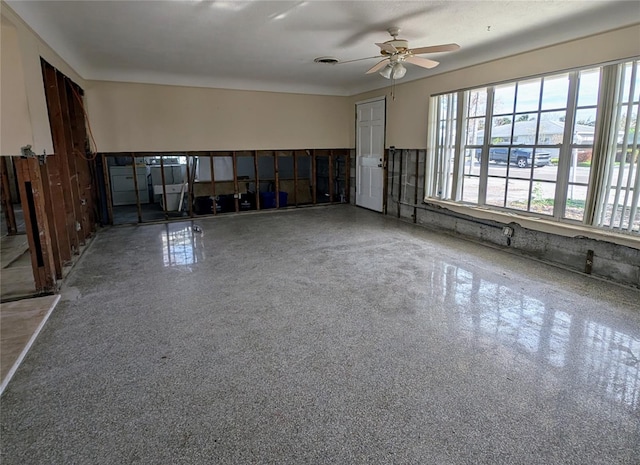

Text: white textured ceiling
xmin=5 ymin=0 xmax=640 ymax=96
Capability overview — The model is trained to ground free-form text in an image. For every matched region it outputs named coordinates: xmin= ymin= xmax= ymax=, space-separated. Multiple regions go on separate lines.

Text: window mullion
xmin=451 ymin=91 xmax=467 ymax=201
xmin=555 ymin=71 xmax=579 ymax=220
xmin=479 ymin=88 xmax=494 ymax=205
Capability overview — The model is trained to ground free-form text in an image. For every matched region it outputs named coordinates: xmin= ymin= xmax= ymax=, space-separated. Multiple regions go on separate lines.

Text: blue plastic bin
xmin=260 ymin=191 xmax=288 ymax=209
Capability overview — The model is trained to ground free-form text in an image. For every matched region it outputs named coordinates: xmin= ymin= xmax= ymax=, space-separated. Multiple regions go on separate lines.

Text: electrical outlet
xmin=502 ymin=226 xmax=514 ymax=237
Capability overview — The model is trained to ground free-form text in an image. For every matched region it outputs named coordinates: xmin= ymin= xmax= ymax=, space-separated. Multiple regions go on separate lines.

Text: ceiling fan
xmin=342 ymin=27 xmax=460 ymax=80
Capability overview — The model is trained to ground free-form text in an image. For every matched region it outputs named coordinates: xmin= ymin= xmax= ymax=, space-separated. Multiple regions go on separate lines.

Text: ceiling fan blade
xmin=405 ymin=55 xmax=439 ymax=69
xmin=366 ymin=59 xmax=390 ymax=74
xmin=337 ymin=56 xmax=384 ymax=65
xmin=375 ymin=42 xmax=398 ymax=54
xmin=409 ymin=43 xmax=460 ymax=55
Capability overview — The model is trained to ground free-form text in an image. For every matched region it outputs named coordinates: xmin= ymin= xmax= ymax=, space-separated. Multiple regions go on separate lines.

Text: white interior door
xmin=356 ymin=98 xmax=385 ymax=212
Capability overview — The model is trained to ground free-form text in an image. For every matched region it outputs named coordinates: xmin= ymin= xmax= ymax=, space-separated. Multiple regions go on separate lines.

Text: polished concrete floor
xmin=1 ymin=206 xmax=639 ymax=464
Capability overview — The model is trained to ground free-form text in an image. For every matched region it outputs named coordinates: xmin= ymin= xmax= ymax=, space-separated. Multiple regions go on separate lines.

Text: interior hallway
xmin=1 ymin=206 xmax=638 ymax=464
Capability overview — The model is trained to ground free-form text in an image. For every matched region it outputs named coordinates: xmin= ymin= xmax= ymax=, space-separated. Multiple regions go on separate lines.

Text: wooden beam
xmin=14 ymin=157 xmax=57 ymax=293
xmin=293 ymin=151 xmax=299 ymax=207
xmin=0 ymin=157 xmax=17 ymax=235
xmin=232 ymin=151 xmax=239 ymax=213
xmin=254 ymin=150 xmax=260 ymax=211
xmin=55 ymin=72 xmax=84 ymax=246
xmin=274 ymin=152 xmax=280 ymax=208
xmin=159 ymin=155 xmax=168 ymax=220
xmin=38 ymin=160 xmax=63 ymax=279
xmin=209 ymin=153 xmax=216 ymax=215
xmin=102 ymin=154 xmax=114 ymax=225
xmin=312 ymin=150 xmax=317 ymax=204
xmin=329 ymin=150 xmax=334 ymax=203
xmin=42 ymin=62 xmax=79 ymax=253
xmin=130 ymin=154 xmax=142 ymax=223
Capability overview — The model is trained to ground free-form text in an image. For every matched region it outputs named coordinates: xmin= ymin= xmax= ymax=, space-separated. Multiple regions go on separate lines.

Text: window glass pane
xmin=528 ymin=181 xmax=555 ymax=216
xmin=516 ymin=79 xmax=541 ymax=113
xmin=573 ymin=108 xmax=597 ymax=144
xmin=511 ymin=113 xmax=539 ymax=145
xmin=493 ymin=84 xmax=516 ymax=115
xmin=467 ymin=89 xmax=487 ymax=117
xmin=506 ymin=179 xmax=531 ymax=211
xmin=541 ymin=74 xmax=569 ymax=110
xmin=486 ymin=177 xmax=506 ymax=207
xmin=577 ymin=69 xmax=600 ymax=107
xmin=491 ymin=117 xmax=512 ymax=143
xmin=565 ymin=184 xmax=588 ymax=221
xmin=538 ymin=111 xmax=566 ymax=144
xmin=465 ymin=117 xmax=485 ymax=145
xmin=568 ymin=148 xmax=592 ymax=181
xmin=461 ymin=176 xmax=480 ymax=204
xmin=463 ymin=148 xmax=481 ymax=176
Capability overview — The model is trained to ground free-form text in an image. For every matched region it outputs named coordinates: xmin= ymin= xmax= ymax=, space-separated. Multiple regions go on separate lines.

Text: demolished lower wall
xmin=383 ymin=149 xmax=640 ymax=289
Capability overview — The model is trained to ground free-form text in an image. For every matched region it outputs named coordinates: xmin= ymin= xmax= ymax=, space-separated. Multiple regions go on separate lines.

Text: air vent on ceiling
xmin=314 ymin=56 xmax=339 ymax=64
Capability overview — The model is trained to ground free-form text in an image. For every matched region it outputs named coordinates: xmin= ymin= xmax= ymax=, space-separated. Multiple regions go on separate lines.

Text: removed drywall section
xmin=85 ymin=81 xmax=351 ymax=153
xmin=385 ymin=148 xmax=640 ymax=289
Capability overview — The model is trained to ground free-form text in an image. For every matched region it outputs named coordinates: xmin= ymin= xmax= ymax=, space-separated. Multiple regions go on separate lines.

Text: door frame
xmin=355 ymin=96 xmax=387 ymax=213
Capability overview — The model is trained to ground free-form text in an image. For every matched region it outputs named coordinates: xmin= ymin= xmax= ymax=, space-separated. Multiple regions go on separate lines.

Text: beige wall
xmin=1 ymin=17 xmax=32 ymax=155
xmin=350 ymin=24 xmax=640 ymax=149
xmin=85 ymin=81 xmax=351 ymax=152
xmin=0 ymin=2 xmax=86 ymax=156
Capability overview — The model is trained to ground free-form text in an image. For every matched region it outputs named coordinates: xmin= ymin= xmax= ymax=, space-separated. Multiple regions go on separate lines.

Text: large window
xmin=427 ymin=59 xmax=639 ymax=236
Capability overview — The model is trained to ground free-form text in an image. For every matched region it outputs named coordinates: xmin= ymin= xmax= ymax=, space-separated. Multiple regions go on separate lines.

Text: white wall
xmin=350 ymin=25 xmax=640 ymax=149
xmin=85 ymin=81 xmax=352 ymax=152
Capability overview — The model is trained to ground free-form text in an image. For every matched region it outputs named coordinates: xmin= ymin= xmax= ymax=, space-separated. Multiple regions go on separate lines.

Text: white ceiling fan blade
xmin=409 ymin=43 xmax=460 ymax=55
xmin=376 ymin=42 xmax=398 ymax=54
xmin=405 ymin=55 xmax=439 ymax=69
xmin=366 ymin=59 xmax=390 ymax=74
xmin=337 ymin=56 xmax=384 ymax=65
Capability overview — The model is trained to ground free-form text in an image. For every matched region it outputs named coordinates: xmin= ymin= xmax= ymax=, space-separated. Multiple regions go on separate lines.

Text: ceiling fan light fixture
xmin=392 ymin=62 xmax=406 ymax=79
xmin=379 ymin=64 xmax=393 ymax=79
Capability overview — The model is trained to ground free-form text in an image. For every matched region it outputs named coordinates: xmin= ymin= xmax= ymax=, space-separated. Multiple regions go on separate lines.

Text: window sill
xmin=422 ymin=199 xmax=640 ymax=250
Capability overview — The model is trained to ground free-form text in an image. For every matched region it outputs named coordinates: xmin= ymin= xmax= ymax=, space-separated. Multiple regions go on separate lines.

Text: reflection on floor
xmin=0 ymin=294 xmax=60 ymax=394
xmin=112 ymin=203 xmax=188 ymax=225
xmin=1 ymin=206 xmax=639 ymax=464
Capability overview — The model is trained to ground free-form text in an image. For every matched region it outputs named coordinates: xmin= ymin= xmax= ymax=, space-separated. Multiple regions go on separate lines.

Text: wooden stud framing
xmin=347 ymin=150 xmax=352 ymax=204
xmin=38 ymin=160 xmax=63 ymax=278
xmin=65 ymin=79 xmax=94 ymax=236
xmin=254 ymin=150 xmax=260 ymax=211
xmin=14 ymin=157 xmax=57 ymax=293
xmin=414 ymin=149 xmax=419 ymax=223
xmin=159 ymin=155 xmax=169 ymax=220
xmin=0 ymin=157 xmax=17 ymax=235
xmin=397 ymin=149 xmax=403 ymax=219
xmin=102 ymin=154 xmax=114 ymax=225
xmin=130 ymin=154 xmax=143 ymax=223
xmin=329 ymin=150 xmax=334 ymax=203
xmin=55 ymin=72 xmax=84 ymax=246
xmin=274 ymin=152 xmax=280 ymax=208
xmin=232 ymin=151 xmax=239 ymax=212
xmin=312 ymin=150 xmax=317 ymax=204
xmin=209 ymin=153 xmax=217 ymax=215
xmin=185 ymin=154 xmax=193 ymax=218
xmin=293 ymin=151 xmax=299 ymax=207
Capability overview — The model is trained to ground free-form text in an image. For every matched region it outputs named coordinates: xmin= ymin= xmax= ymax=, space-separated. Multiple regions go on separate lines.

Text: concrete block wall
xmin=383 ymin=149 xmax=640 ymax=289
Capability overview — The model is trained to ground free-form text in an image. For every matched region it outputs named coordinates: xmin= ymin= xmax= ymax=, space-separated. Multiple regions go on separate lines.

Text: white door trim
xmin=355 ymin=96 xmax=386 ymax=106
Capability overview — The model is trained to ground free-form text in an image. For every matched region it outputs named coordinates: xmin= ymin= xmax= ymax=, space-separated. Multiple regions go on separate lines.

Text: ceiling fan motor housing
xmin=381 ymin=39 xmax=409 ymax=55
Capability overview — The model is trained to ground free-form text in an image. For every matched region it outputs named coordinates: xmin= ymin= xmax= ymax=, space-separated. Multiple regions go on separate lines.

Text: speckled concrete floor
xmin=1 ymin=206 xmax=639 ymax=464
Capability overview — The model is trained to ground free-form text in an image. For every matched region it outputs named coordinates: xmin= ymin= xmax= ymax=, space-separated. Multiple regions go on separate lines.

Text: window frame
xmin=426 ymin=58 xmax=639 ymax=239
